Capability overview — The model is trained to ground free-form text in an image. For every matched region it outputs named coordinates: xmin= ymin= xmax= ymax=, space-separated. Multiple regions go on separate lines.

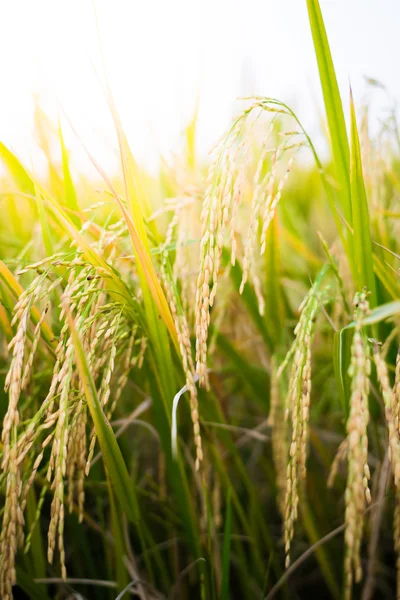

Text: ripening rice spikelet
xmin=195 ymin=99 xmax=302 ymax=388
xmin=343 ymin=291 xmax=371 ymax=599
xmin=0 ymin=249 xmax=148 ymax=596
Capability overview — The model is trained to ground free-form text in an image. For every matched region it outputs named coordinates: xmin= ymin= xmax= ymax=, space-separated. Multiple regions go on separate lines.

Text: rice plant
xmin=1 ymin=1 xmax=400 ymax=598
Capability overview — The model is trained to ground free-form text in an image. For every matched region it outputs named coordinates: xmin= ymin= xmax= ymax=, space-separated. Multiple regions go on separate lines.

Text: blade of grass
xmin=33 ymin=102 xmax=63 ymax=199
xmin=344 ymin=300 xmax=400 ymax=329
xmin=0 ymin=141 xmax=35 ymax=239
xmin=373 ymin=254 xmax=400 ymax=300
xmin=25 ymin=488 xmax=48 ymax=595
xmin=264 ymin=215 xmax=285 ymax=347
xmin=332 ymin=300 xmax=399 ymax=419
xmin=58 ymin=120 xmax=81 ymax=227
xmin=107 ymin=479 xmax=130 ymax=594
xmin=333 ymin=325 xmax=353 ymax=419
xmin=306 ymin=0 xmax=351 ymax=227
xmin=349 ymin=88 xmax=377 ymax=306
xmin=0 ymin=302 xmax=13 ymax=341
xmin=220 ymin=488 xmax=232 ymax=600
xmin=34 ymin=183 xmax=54 ymax=257
xmin=216 ymin=332 xmax=270 ymax=410
xmin=0 ymin=142 xmax=35 ymax=197
xmin=299 ymin=495 xmax=340 ymax=599
xmin=185 ymin=101 xmax=198 ymax=171
xmin=66 ymin=305 xmax=140 ymax=524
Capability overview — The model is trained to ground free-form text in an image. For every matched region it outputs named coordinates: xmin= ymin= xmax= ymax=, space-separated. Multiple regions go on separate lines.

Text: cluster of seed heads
xmin=196 ymin=101 xmax=301 ymax=386
xmin=161 ymin=211 xmax=203 ymax=469
xmin=168 ymin=194 xmax=200 ymax=320
xmin=240 ymin=136 xmax=298 ymax=315
xmin=0 ymin=446 xmax=24 ymax=600
xmin=373 ymin=343 xmax=400 ymax=599
xmin=343 ymin=291 xmax=371 ymax=599
xmin=326 ymin=304 xmax=400 ymax=599
xmin=0 ymin=252 xmax=143 ymax=598
xmin=277 ymin=279 xmax=321 ymax=568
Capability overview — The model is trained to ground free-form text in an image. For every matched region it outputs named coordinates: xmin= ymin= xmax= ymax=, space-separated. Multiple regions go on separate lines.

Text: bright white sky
xmin=0 ymin=0 xmax=398 ymax=174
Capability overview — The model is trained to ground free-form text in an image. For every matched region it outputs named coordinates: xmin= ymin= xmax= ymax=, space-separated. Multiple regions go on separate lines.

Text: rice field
xmin=1 ymin=1 xmax=400 ymax=598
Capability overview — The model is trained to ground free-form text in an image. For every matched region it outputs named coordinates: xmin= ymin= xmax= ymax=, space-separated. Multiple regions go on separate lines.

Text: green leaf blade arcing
xmin=0 ymin=141 xmax=35 ymax=197
xmin=333 ymin=327 xmax=353 ymax=419
xmin=0 ymin=141 xmax=36 ymax=239
xmin=264 ymin=215 xmax=285 ymax=349
xmin=345 ymin=300 xmax=400 ymax=329
xmin=349 ymin=90 xmax=377 ymax=307
xmin=333 ymin=299 xmax=400 ymax=420
xmin=59 ymin=121 xmax=81 ymax=227
xmin=221 ymin=488 xmax=232 ymax=600
xmin=67 ymin=308 xmax=140 ymax=525
xmin=306 ymin=0 xmax=351 ymax=228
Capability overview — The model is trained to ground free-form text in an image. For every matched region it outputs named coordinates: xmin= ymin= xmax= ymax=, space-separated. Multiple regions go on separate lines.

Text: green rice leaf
xmin=299 ymin=497 xmax=340 ymax=599
xmin=216 ymin=332 xmax=270 ymax=410
xmin=345 ymin=300 xmax=400 ymax=329
xmin=66 ymin=307 xmax=140 ymax=524
xmin=107 ymin=478 xmax=130 ymax=593
xmin=333 ymin=326 xmax=353 ymax=419
xmin=264 ymin=215 xmax=285 ymax=347
xmin=306 ymin=0 xmax=351 ymax=227
xmin=59 ymin=120 xmax=81 ymax=227
xmin=0 ymin=142 xmax=35 ymax=238
xmin=333 ymin=300 xmax=400 ymax=419
xmin=185 ymin=101 xmax=198 ymax=171
xmin=221 ymin=488 xmax=232 ymax=600
xmin=0 ymin=142 xmax=35 ymax=197
xmin=25 ymin=488 xmax=48 ymax=587
xmin=34 ymin=183 xmax=53 ymax=257
xmin=349 ymin=89 xmax=377 ymax=306
xmin=0 ymin=303 xmax=13 ymax=341
xmin=373 ymin=254 xmax=400 ymax=300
